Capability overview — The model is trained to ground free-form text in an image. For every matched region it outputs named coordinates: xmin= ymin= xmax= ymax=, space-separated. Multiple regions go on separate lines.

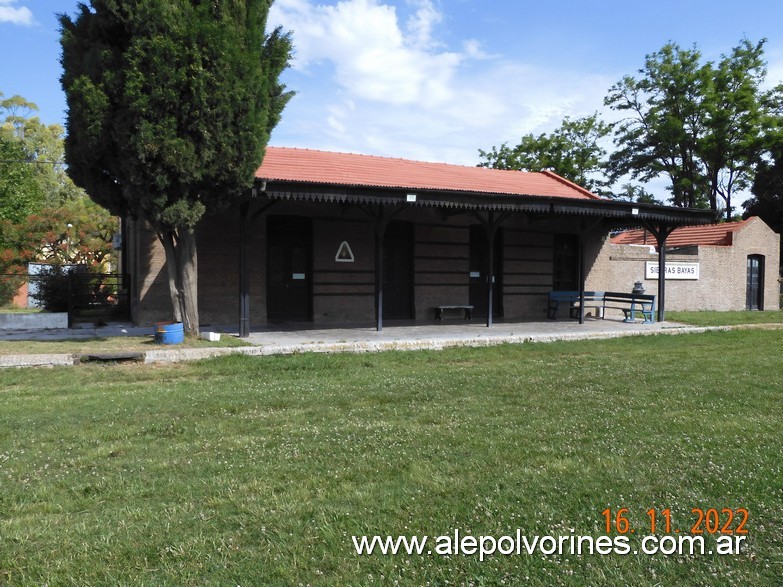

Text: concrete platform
xmin=0 ymin=318 xmax=724 ymax=368
xmin=241 ymin=318 xmax=690 ymax=350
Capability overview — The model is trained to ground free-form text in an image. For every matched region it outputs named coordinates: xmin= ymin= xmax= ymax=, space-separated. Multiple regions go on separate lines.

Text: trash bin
xmin=154 ymin=321 xmax=184 ymax=345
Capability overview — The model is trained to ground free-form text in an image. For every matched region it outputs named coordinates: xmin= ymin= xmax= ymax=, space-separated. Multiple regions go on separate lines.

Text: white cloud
xmin=268 ymin=0 xmax=614 ymax=165
xmin=271 ymin=0 xmax=460 ymax=106
xmin=404 ymin=0 xmax=442 ymax=50
xmin=763 ymin=50 xmax=783 ymax=89
xmin=0 ymin=0 xmax=33 ymax=26
xmin=462 ymin=39 xmax=493 ymax=60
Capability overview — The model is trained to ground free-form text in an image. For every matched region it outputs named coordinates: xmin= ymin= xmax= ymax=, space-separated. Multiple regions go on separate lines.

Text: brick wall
xmin=129 ymin=203 xmax=594 ymax=327
xmin=502 ymin=225 xmax=554 ymax=320
xmin=11 ymin=281 xmax=28 ymax=308
xmin=312 ymin=217 xmax=375 ymax=322
xmin=411 ymin=210 xmax=470 ymax=321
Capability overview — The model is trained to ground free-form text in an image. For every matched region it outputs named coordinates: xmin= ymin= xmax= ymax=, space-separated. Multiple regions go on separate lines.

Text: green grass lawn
xmin=667 ymin=309 xmax=783 ymax=326
xmin=0 ymin=330 xmax=781 ymax=585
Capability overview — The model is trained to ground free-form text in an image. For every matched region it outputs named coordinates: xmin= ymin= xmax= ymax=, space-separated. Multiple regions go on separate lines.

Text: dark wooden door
xmin=469 ymin=224 xmax=503 ymax=318
xmin=267 ymin=216 xmax=312 ymax=321
xmin=746 ymin=255 xmax=764 ymax=310
xmin=382 ymin=221 xmax=414 ymax=320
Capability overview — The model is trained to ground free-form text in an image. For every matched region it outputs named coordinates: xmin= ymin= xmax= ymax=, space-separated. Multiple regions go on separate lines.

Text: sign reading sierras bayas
xmin=645 ymin=262 xmax=700 ymax=280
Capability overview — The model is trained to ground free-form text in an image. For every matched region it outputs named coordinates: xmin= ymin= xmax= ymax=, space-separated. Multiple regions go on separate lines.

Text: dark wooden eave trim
xmin=257 ymin=180 xmax=718 ymax=227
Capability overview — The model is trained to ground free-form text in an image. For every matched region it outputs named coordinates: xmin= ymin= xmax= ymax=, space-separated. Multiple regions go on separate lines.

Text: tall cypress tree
xmin=60 ymin=0 xmax=293 ymax=334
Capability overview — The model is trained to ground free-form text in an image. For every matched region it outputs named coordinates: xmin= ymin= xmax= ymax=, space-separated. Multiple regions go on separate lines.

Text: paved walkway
xmin=0 ymin=317 xmax=710 ymax=368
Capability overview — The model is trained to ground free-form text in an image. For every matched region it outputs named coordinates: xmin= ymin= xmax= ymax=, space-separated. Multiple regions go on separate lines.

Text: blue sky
xmin=3 ymin=0 xmax=783 ymax=178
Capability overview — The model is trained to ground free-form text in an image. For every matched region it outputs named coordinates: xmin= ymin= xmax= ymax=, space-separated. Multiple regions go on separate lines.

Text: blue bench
xmin=548 ymin=291 xmax=656 ymax=323
xmin=547 ymin=291 xmax=604 ymax=320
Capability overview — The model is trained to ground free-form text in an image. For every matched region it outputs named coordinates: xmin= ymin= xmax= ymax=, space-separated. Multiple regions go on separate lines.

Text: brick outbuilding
xmin=585 ymin=217 xmax=780 ymax=312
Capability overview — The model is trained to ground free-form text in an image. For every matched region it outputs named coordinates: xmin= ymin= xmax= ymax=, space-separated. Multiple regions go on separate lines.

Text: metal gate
xmin=68 ymin=272 xmax=131 ymax=327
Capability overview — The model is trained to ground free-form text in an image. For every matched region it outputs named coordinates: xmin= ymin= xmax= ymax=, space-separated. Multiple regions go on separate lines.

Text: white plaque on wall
xmin=645 ymin=262 xmax=699 ymax=280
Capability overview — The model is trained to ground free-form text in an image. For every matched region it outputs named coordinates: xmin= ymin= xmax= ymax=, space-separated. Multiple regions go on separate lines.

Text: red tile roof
xmin=611 ymin=218 xmax=755 ymax=247
xmin=256 ymin=147 xmax=601 ymax=200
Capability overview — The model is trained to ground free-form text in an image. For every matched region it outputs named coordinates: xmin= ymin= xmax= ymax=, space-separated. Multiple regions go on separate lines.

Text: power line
xmin=0 ymin=159 xmax=66 ymax=166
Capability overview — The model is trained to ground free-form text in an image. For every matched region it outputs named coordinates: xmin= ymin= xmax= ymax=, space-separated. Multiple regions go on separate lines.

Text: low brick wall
xmin=0 ymin=312 xmax=68 ymax=330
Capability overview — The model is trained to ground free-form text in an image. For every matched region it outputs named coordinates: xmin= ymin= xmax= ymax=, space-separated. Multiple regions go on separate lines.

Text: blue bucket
xmin=154 ymin=322 xmax=184 ymax=345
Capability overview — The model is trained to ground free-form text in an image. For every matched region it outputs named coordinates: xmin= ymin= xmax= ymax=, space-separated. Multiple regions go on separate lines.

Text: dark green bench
xmin=548 ymin=291 xmax=656 ymax=323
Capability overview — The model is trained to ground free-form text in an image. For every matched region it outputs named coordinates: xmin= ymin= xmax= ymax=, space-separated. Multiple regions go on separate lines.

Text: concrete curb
xmin=0 ymin=322 xmax=779 ymax=369
xmin=0 ymin=353 xmax=77 ymax=368
xmin=147 ymin=324 xmax=696 ymax=363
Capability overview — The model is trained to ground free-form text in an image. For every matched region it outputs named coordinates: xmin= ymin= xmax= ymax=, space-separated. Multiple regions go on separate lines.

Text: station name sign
xmin=645 ymin=261 xmax=699 ymax=280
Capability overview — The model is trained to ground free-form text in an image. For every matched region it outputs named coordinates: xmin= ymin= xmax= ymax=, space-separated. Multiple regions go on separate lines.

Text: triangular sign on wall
xmin=335 ymin=241 xmax=355 ymax=262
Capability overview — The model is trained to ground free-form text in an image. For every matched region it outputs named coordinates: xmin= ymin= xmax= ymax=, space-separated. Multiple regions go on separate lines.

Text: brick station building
xmin=124 ymin=147 xmax=717 ymax=333
xmin=586 ymin=217 xmax=780 ymax=312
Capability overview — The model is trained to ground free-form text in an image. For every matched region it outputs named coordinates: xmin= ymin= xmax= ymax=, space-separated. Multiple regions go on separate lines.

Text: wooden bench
xmin=435 ymin=305 xmax=474 ymax=321
xmin=547 ymin=291 xmax=604 ymax=320
xmin=549 ymin=290 xmax=656 ymax=323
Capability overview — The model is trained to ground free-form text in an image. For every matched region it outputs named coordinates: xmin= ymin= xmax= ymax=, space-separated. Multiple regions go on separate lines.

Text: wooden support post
xmin=472 ymin=210 xmax=511 ymax=328
xmin=238 ymin=201 xmax=250 ymax=338
xmin=486 ymin=220 xmax=495 ymax=328
xmin=578 ymin=236 xmax=586 ymax=325
xmin=361 ymin=202 xmax=406 ymax=333
xmin=577 ymin=218 xmax=602 ymax=325
xmin=374 ymin=206 xmax=387 ymax=332
xmin=640 ymin=220 xmax=674 ymax=323
xmin=67 ymin=270 xmax=74 ymax=329
xmin=657 ymin=232 xmax=667 ymax=323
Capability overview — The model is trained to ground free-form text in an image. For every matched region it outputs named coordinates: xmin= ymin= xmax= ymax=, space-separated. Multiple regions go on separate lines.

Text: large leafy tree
xmin=0 ymin=92 xmax=116 ymax=307
xmin=60 ymin=0 xmax=293 ymax=335
xmin=0 ymin=136 xmax=40 ymax=224
xmin=743 ymin=135 xmax=783 ymax=269
xmin=605 ymin=38 xmax=773 ymax=217
xmin=478 ymin=114 xmax=613 ymax=194
xmin=0 ymin=198 xmax=116 ymax=306
xmin=700 ymin=40 xmax=769 ymax=218
xmin=605 ymin=43 xmax=711 ymax=209
xmin=745 ymin=154 xmax=783 ymax=231
xmin=25 ymin=198 xmax=117 ymax=268
xmin=0 ymin=92 xmax=84 ymax=206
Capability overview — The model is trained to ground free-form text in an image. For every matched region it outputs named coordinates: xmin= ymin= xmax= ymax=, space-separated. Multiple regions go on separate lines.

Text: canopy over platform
xmin=254 ymin=148 xmax=714 ymax=224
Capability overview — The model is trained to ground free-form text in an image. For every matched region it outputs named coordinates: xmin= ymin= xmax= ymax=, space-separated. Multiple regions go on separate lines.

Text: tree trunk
xmin=159 ymin=231 xmax=183 ymax=324
xmin=158 ymin=227 xmax=199 ymax=336
xmin=177 ymin=228 xmax=199 ymax=336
